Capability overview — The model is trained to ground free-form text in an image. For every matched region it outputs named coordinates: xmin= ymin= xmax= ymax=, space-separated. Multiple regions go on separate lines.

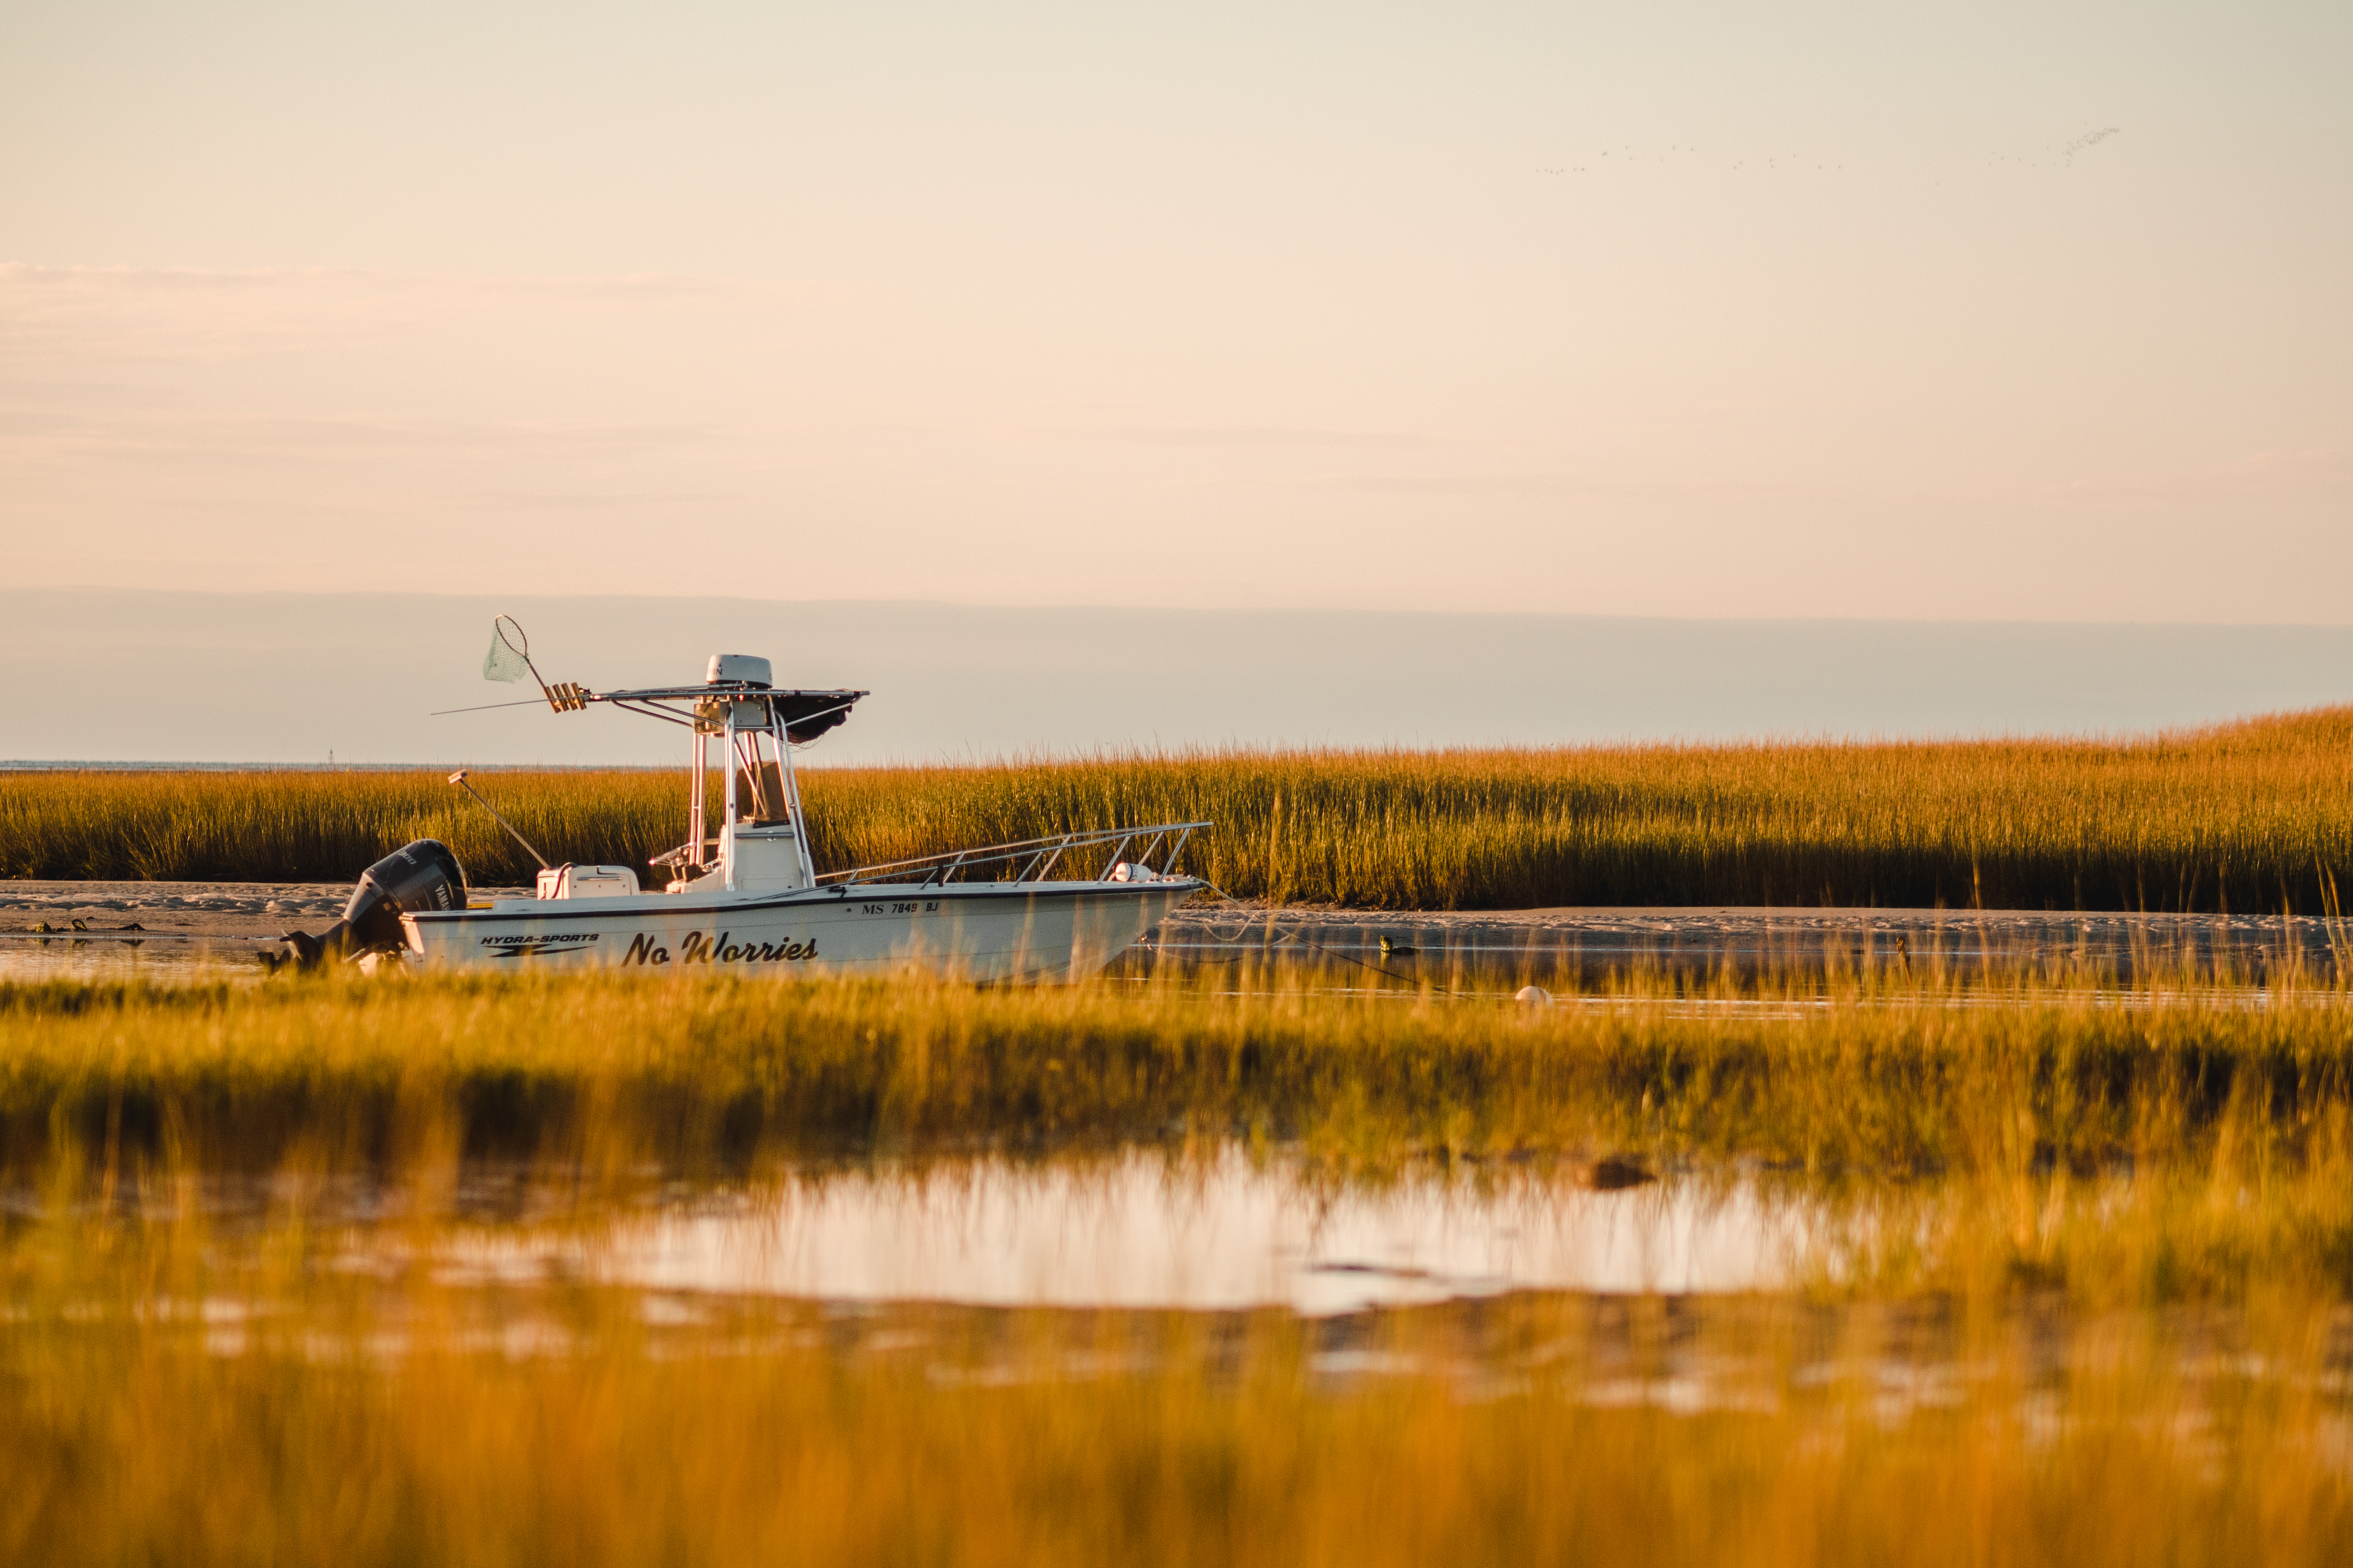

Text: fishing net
xmin=483 ymin=615 xmax=533 ymax=684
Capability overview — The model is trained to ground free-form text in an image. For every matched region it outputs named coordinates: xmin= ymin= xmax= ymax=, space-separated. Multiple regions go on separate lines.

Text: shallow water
xmin=4 ymin=891 xmax=2344 ymax=994
xmin=541 ymin=1152 xmax=1806 ymax=1313
xmin=0 ymin=935 xmax=263 ymax=984
xmin=38 ymin=1156 xmax=2349 ymax=1425
xmin=37 ymin=1150 xmax=1811 ymax=1312
xmin=1122 ymin=907 xmax=2347 ymax=993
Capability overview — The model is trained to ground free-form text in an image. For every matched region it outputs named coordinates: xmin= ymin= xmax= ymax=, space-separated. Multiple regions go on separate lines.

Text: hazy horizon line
xmin=6 ymin=700 xmax=2345 ymax=772
xmin=13 ymin=584 xmax=2353 ymax=634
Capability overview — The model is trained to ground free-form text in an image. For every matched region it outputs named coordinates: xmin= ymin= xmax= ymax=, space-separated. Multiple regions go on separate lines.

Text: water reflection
xmin=1120 ymin=908 xmax=2345 ymax=993
xmin=515 ymin=1151 xmax=1815 ymax=1312
xmin=0 ymin=937 xmax=260 ymax=984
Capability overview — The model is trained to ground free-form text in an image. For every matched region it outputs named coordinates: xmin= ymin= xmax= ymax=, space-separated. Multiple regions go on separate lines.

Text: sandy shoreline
xmin=0 ymin=881 xmax=520 ymax=944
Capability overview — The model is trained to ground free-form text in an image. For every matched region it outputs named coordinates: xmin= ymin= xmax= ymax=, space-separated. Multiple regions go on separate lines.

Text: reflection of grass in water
xmin=6 ymin=967 xmax=2353 ymax=1305
xmin=10 ymin=705 xmax=2353 ymax=908
xmin=4 ymin=1213 xmax=2349 ymax=1566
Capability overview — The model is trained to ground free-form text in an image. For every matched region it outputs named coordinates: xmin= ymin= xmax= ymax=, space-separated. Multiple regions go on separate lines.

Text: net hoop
xmin=483 ymin=615 xmax=536 ymax=685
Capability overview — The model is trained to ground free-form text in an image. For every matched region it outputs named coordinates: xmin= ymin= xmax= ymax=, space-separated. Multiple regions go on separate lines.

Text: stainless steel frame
xmin=823 ymin=821 xmax=1209 ymax=888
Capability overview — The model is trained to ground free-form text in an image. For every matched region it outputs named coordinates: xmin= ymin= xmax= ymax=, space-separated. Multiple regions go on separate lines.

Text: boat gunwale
xmin=403 ymin=877 xmax=1208 ymax=927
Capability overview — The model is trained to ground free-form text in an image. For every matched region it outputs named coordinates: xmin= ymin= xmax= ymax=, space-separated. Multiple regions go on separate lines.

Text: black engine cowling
xmin=269 ymin=839 xmax=467 ymax=972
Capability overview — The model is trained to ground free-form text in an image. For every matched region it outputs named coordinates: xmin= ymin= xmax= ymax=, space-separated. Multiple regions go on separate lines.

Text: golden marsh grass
xmin=8 ymin=705 xmax=2353 ymax=907
xmin=9 ymin=968 xmax=2353 ymax=1306
xmin=6 ymin=1238 xmax=2347 ymax=1567
xmin=5 ymin=969 xmax=2352 ymax=1562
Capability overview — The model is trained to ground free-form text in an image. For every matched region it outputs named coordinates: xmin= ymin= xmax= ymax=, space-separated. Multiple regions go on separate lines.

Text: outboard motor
xmin=268 ymin=839 xmax=467 ymax=973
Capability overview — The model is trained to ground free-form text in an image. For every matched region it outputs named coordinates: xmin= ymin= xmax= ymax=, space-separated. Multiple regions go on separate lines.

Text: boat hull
xmin=401 ymin=878 xmax=1200 ymax=982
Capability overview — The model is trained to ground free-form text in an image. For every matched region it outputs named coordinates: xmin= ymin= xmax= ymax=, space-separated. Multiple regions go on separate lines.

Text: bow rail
xmin=823 ymin=821 xmax=1210 ymax=888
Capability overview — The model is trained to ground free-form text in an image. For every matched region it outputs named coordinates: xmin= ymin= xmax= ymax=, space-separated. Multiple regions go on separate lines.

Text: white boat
xmin=276 ymin=645 xmax=1207 ymax=981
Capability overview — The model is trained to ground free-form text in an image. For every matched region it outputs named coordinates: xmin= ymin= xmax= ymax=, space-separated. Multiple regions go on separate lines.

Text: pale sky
xmin=4 ymin=1 xmax=2347 ymax=621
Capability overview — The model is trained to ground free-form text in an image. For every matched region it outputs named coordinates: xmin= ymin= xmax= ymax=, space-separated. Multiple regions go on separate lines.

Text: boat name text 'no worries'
xmin=622 ymin=931 xmax=818 ymax=967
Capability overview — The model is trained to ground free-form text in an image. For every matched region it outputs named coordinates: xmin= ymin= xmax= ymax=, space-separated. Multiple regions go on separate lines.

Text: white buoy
xmin=1514 ymin=985 xmax=1552 ymax=1006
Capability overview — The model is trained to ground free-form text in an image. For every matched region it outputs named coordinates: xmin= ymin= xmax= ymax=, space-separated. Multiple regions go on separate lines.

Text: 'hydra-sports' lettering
xmin=478 ymin=932 xmax=600 ymax=960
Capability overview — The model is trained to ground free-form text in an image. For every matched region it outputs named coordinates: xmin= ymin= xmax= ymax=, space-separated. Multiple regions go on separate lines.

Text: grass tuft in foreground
xmin=5 ymin=1236 xmax=2347 ymax=1567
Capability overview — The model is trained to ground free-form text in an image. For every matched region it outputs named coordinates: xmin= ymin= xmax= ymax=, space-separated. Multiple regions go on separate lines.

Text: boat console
xmin=535 ymin=865 xmax=643 ymax=900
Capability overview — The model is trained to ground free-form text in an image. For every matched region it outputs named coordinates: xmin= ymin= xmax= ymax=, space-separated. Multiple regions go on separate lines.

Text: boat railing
xmin=648 ymin=838 xmax=719 ymax=869
xmin=822 ymin=821 xmax=1211 ymax=888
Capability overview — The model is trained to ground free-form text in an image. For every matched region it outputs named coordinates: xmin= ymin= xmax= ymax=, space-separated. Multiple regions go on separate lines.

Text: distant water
xmin=0 ymin=760 xmax=658 ymax=772
xmin=5 ymin=588 xmax=2350 ymax=768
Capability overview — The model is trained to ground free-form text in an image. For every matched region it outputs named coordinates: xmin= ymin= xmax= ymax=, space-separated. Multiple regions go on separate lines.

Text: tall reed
xmin=6 ymin=1238 xmax=2346 ymax=1567
xmin=10 ymin=705 xmax=2353 ymax=907
xmin=8 ymin=969 xmax=2353 ymax=1305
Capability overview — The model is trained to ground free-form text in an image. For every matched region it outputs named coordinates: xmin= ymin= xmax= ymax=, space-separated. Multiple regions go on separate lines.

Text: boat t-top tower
xmin=647 ymin=653 xmax=860 ymax=895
